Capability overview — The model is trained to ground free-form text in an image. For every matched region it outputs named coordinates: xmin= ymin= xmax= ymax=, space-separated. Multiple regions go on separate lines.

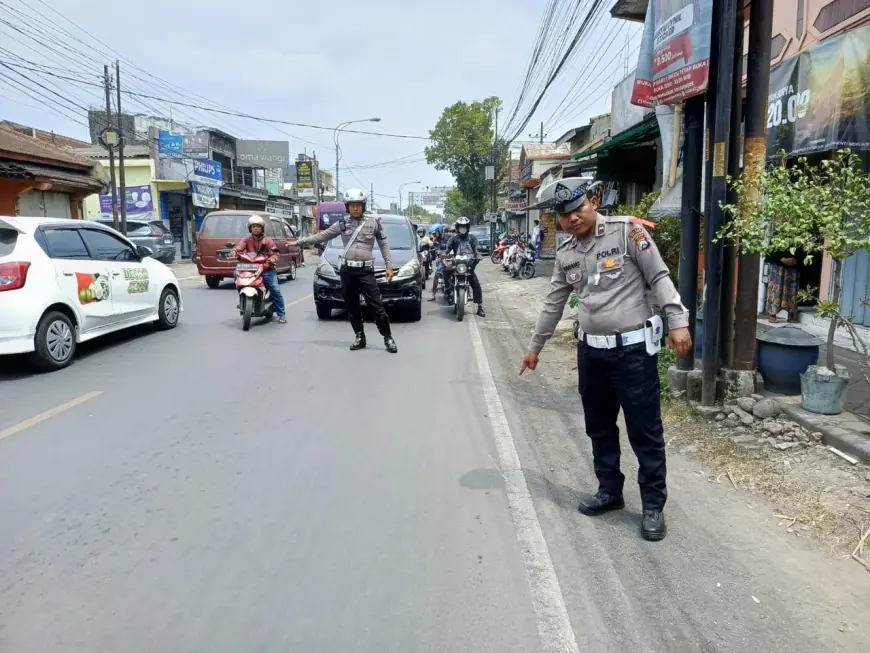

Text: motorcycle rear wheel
xmin=520 ymin=261 xmax=536 ymax=280
xmin=456 ymin=287 xmax=466 ymax=321
xmin=491 ymin=251 xmax=502 ymax=264
xmin=242 ymin=297 xmax=253 ymax=331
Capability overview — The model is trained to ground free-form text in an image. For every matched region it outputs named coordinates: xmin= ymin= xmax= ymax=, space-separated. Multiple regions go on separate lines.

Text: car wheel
xmin=316 ymin=303 xmax=331 ymax=320
xmin=155 ymin=287 xmax=180 ymax=329
xmin=288 ymin=260 xmax=297 ymax=281
xmin=205 ymin=275 xmax=221 ymax=289
xmin=32 ymin=311 xmax=76 ymax=371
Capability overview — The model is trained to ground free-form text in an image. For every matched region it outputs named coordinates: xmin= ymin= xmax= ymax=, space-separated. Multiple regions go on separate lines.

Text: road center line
xmin=467 ymin=317 xmax=580 ymax=653
xmin=287 ymin=294 xmax=312 ymax=307
xmin=0 ymin=391 xmax=105 ymax=441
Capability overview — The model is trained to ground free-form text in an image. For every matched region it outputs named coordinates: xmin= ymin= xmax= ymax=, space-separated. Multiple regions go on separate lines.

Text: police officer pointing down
xmin=296 ymin=188 xmax=398 ymax=353
xmin=519 ymin=178 xmax=692 ymax=541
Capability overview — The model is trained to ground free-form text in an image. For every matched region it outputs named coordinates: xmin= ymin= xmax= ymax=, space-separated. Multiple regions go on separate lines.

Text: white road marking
xmin=287 ymin=294 xmax=312 ymax=307
xmin=175 ymin=274 xmax=200 ymax=281
xmin=467 ymin=317 xmax=580 ymax=653
xmin=0 ymin=391 xmax=104 ymax=441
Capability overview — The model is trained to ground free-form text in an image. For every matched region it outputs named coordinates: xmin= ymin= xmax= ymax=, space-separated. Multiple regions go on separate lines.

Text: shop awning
xmin=153 ymin=179 xmax=189 ymax=191
xmin=572 ymin=116 xmax=659 ymax=160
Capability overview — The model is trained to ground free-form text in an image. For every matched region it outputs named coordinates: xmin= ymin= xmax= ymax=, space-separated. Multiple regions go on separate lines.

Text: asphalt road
xmin=1 ymin=263 xmax=868 ymax=652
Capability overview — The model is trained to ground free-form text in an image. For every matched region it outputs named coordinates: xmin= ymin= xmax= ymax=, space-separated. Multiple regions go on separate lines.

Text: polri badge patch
xmin=629 ymin=227 xmax=650 ymax=251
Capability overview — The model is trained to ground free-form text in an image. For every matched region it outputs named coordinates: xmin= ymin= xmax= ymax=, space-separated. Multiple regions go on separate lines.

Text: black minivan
xmin=312 ymin=214 xmax=423 ymax=322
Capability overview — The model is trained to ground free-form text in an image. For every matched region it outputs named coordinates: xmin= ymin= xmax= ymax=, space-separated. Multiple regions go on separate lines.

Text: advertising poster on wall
xmin=631 ymin=0 xmax=714 ymax=108
xmin=766 ymin=24 xmax=870 ymax=159
xmin=190 ymin=181 xmax=219 ymax=209
xmin=99 ymin=185 xmax=153 ymax=215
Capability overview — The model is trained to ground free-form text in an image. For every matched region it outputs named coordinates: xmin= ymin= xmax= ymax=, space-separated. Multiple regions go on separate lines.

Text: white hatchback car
xmin=0 ymin=216 xmax=183 ymax=371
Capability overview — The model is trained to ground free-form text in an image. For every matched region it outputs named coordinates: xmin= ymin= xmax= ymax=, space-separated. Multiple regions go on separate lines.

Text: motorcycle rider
xmin=443 ymin=216 xmax=485 ymax=317
xmin=231 ymin=215 xmax=287 ymax=324
xmin=417 ymin=228 xmax=432 ymax=248
xmin=294 ymin=188 xmax=398 ymax=353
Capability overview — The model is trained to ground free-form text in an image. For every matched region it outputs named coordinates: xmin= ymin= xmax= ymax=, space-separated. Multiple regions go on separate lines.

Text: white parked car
xmin=0 ymin=216 xmax=183 ymax=371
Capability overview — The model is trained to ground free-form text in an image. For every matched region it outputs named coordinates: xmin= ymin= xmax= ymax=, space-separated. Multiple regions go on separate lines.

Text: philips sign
xmin=193 ymin=159 xmax=222 ymax=183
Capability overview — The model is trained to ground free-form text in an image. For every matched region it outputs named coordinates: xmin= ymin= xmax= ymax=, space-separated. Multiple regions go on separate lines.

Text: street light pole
xmin=333 ymin=117 xmax=380 ymax=200
xmin=398 ymin=181 xmax=421 ymax=217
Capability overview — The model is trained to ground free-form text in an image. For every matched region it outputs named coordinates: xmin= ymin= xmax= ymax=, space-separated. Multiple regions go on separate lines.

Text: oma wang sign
xmin=235 ymin=140 xmax=290 ymax=168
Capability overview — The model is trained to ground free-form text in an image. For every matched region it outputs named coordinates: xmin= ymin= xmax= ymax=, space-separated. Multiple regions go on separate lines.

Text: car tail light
xmin=0 ymin=261 xmax=31 ymax=291
xmin=149 ymin=225 xmax=164 ymax=237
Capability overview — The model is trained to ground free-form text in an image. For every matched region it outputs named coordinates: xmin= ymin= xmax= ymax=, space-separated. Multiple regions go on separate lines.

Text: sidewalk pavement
xmin=167 ymin=261 xmax=199 ymax=280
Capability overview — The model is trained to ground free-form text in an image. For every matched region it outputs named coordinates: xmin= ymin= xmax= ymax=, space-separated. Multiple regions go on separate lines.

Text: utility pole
xmin=719 ymin=2 xmax=745 ymax=371
xmin=701 ymin=0 xmax=740 ymax=405
xmin=334 ymin=140 xmax=340 ymax=204
xmin=370 ymin=183 xmax=374 ymax=212
xmin=491 ymin=106 xmax=499 ymax=216
xmin=529 ymin=122 xmax=546 ymax=144
xmin=115 ymin=60 xmax=127 ymax=236
xmin=676 ymin=96 xmax=705 ymax=372
xmin=103 ymin=65 xmax=119 ymax=231
xmin=733 ymin=0 xmax=774 ymax=371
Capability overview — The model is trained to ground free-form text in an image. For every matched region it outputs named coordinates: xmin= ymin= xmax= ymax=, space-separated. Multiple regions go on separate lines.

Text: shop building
xmin=0 ymin=125 xmax=107 ymax=218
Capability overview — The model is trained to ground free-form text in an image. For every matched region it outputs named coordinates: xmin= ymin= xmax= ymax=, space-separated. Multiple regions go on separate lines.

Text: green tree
xmin=426 ymin=97 xmax=506 ymax=220
xmin=719 ymin=149 xmax=870 ymax=374
xmin=408 ymin=205 xmax=435 ymax=222
xmin=443 ymin=187 xmax=475 ymax=220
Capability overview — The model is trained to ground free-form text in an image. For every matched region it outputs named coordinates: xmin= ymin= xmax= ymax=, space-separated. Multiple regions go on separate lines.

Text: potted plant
xmin=719 ymin=149 xmax=870 ymax=414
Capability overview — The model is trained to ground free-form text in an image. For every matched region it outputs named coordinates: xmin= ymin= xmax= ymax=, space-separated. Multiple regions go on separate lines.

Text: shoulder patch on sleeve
xmin=628 ymin=227 xmax=651 ymax=251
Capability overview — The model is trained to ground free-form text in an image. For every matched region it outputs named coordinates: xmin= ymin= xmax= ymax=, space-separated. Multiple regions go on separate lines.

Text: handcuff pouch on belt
xmin=644 ymin=314 xmax=663 ymax=356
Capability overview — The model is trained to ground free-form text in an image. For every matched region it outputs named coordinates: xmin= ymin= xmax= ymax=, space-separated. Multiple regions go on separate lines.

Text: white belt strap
xmin=343 ymin=259 xmax=373 ymax=268
xmin=580 ymin=327 xmax=646 ymax=349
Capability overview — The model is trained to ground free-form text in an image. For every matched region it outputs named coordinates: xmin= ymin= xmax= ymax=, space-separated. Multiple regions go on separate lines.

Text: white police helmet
xmin=344 ymin=188 xmax=367 ymax=209
xmin=526 ymin=178 xmax=603 ymax=214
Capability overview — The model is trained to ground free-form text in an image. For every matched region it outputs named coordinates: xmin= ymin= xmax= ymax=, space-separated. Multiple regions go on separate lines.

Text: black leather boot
xmin=641 ymin=510 xmax=667 ymax=541
xmin=577 ymin=491 xmax=625 ymax=517
xmin=350 ymin=333 xmax=367 ymax=350
xmin=384 ymin=336 xmax=398 ymax=354
xmin=476 ymin=304 xmax=486 ymax=317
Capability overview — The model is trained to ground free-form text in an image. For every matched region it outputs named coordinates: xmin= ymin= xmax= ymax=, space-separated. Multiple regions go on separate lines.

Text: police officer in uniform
xmin=519 ymin=178 xmax=692 ymax=541
xmin=296 ymin=188 xmax=398 ymax=353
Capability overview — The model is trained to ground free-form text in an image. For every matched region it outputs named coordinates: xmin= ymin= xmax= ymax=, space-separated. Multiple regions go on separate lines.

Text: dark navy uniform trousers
xmin=577 ymin=339 xmax=667 ymax=511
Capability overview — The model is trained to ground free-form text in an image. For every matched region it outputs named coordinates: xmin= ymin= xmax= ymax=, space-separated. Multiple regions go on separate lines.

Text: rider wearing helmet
xmin=231 ymin=215 xmax=287 ymax=323
xmin=295 ymin=188 xmax=398 ymax=353
xmin=438 ymin=216 xmax=485 ymax=317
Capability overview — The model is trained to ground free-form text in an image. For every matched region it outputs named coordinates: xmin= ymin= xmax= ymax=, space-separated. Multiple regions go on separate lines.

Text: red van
xmin=195 ymin=210 xmax=302 ymax=289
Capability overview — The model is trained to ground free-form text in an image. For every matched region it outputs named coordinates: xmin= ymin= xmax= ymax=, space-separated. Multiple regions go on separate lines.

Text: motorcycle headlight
xmin=456 ymin=263 xmax=468 ymax=274
xmin=317 ymin=259 xmax=337 ymax=279
xmin=397 ymin=260 xmax=419 ymax=279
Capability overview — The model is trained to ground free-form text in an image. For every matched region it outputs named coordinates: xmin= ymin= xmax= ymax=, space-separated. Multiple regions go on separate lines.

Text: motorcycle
xmin=234 ymin=247 xmax=279 ymax=331
xmin=419 ymin=242 xmax=431 ymax=281
xmin=512 ymin=246 xmax=536 ymax=279
xmin=491 ymin=237 xmax=509 ymax=264
xmin=448 ymin=253 xmax=474 ymax=321
xmin=440 ymin=254 xmax=454 ymax=305
xmin=503 ymin=240 xmax=525 ymax=274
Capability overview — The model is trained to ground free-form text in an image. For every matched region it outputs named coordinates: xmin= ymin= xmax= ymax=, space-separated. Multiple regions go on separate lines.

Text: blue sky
xmin=0 ymin=0 xmax=642 ymax=209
